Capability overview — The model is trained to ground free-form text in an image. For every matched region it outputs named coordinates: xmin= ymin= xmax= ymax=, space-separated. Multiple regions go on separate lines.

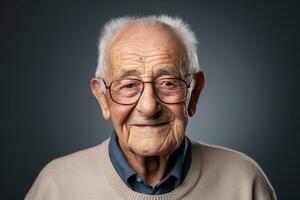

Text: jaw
xmin=124 ymin=121 xmax=185 ymax=157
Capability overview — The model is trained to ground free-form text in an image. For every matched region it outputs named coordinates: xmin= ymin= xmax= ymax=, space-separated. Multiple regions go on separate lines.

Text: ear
xmin=91 ymin=78 xmax=110 ymax=120
xmin=188 ymin=71 xmax=205 ymax=117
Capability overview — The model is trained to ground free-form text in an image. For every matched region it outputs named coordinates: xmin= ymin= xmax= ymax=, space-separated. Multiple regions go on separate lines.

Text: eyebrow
xmin=117 ymin=67 xmax=181 ymax=79
xmin=154 ymin=68 xmax=181 ymax=78
xmin=118 ymin=69 xmax=142 ymax=79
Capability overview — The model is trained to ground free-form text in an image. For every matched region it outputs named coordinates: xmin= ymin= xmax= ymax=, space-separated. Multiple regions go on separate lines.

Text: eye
xmin=159 ymin=79 xmax=178 ymax=88
xmin=119 ymin=80 xmax=141 ymax=90
xmin=122 ymin=83 xmax=136 ymax=88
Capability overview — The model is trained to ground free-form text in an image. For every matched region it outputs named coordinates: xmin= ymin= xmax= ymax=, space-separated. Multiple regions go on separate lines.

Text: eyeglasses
xmin=97 ymin=77 xmax=191 ymax=105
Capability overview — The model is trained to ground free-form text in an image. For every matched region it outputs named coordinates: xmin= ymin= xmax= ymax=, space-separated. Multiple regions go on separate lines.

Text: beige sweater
xmin=25 ymin=139 xmax=276 ymax=200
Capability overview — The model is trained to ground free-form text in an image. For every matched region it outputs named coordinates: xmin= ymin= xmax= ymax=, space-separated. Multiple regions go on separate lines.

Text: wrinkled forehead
xmin=105 ymin=23 xmax=187 ymax=80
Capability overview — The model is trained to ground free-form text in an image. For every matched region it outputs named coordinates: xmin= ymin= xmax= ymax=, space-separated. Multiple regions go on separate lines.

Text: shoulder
xmin=43 ymin=139 xmax=108 ymax=175
xmin=25 ymin=139 xmax=110 ymax=200
xmin=191 ymin=139 xmax=265 ymax=175
xmin=190 ymin=139 xmax=276 ymax=200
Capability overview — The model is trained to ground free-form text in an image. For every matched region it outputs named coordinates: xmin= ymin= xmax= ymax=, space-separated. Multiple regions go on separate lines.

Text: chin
xmin=130 ymin=140 xmax=175 ymax=157
xmin=133 ymin=148 xmax=169 ymax=157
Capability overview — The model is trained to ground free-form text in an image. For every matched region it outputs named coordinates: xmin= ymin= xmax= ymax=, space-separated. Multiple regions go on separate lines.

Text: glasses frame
xmin=96 ymin=74 xmax=194 ymax=105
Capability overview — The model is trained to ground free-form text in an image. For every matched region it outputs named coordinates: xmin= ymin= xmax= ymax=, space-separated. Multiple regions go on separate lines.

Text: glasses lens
xmin=110 ymin=79 xmax=142 ymax=104
xmin=155 ymin=78 xmax=187 ymax=103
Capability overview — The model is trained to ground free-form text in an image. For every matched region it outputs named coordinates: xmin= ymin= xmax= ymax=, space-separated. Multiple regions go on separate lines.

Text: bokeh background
xmin=1 ymin=0 xmax=299 ymax=199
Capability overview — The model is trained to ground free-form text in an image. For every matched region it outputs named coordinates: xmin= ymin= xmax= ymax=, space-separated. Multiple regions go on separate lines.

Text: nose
xmin=136 ymin=83 xmax=161 ymax=118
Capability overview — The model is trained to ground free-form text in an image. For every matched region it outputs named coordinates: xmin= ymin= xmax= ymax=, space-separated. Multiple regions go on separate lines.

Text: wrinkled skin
xmin=91 ymin=23 xmax=204 ymax=186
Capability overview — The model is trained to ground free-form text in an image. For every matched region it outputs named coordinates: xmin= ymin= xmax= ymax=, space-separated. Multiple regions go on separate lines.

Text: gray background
xmin=1 ymin=0 xmax=299 ymax=199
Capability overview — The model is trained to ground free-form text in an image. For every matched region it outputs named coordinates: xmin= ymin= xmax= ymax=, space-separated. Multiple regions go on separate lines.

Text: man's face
xmin=99 ymin=24 xmax=191 ymax=157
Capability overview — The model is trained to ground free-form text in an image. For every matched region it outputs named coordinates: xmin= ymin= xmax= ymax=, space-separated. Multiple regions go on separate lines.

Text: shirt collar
xmin=159 ymin=135 xmax=190 ymax=187
xmin=108 ymin=131 xmax=136 ymax=184
xmin=108 ymin=131 xmax=191 ymax=188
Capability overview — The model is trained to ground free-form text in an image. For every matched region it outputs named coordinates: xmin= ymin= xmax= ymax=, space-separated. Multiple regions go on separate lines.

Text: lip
xmin=131 ymin=121 xmax=171 ymax=127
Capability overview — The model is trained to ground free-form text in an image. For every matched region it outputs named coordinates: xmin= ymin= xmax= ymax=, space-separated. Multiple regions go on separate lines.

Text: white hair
xmin=95 ymin=15 xmax=200 ymax=78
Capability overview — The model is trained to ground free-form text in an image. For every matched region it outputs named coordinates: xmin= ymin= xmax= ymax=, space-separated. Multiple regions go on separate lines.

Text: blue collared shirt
xmin=108 ymin=131 xmax=191 ymax=195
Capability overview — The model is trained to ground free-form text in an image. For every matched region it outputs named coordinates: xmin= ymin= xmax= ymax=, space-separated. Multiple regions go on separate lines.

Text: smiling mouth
xmin=131 ymin=121 xmax=171 ymax=127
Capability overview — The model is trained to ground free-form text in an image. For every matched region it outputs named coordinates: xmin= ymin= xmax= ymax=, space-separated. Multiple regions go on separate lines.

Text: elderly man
xmin=26 ymin=15 xmax=276 ymax=200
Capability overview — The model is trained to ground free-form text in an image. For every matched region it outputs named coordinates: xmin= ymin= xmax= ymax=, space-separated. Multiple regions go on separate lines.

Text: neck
xmin=121 ymin=147 xmax=171 ymax=187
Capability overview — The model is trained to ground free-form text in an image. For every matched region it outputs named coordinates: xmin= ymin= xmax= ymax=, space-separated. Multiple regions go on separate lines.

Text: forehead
xmin=105 ymin=24 xmax=186 ymax=80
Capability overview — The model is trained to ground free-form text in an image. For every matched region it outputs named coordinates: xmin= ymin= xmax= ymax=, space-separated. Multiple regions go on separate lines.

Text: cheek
xmin=167 ymin=103 xmax=188 ymax=122
xmin=168 ymin=104 xmax=189 ymax=140
xmin=109 ymin=103 xmax=133 ymax=128
xmin=108 ymin=102 xmax=135 ymax=147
